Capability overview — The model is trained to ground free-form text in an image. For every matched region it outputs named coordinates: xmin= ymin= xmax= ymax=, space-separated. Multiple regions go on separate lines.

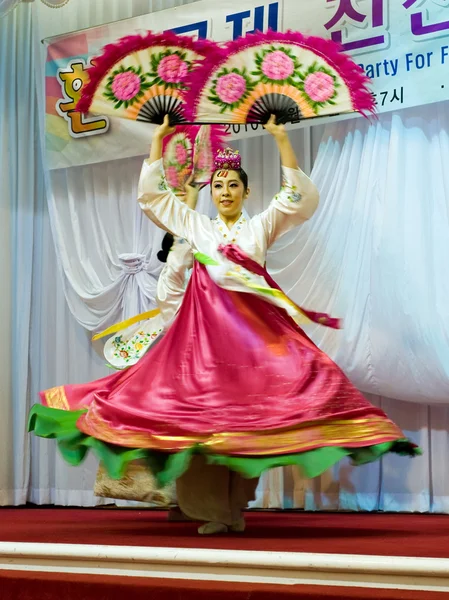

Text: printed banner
xmin=45 ymin=0 xmax=449 ymax=169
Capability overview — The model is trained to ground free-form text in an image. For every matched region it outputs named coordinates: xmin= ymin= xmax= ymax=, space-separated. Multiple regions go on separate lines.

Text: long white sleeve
xmin=254 ymin=166 xmax=320 ymax=247
xmin=138 ymin=158 xmax=210 ymax=246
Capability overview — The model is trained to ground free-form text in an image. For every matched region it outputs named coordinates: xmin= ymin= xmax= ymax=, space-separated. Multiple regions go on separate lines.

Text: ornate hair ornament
xmin=214 ymin=147 xmax=241 ymax=171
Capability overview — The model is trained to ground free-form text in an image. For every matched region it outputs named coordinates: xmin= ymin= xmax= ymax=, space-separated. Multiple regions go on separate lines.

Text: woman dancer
xmin=30 ymin=115 xmax=419 ymax=534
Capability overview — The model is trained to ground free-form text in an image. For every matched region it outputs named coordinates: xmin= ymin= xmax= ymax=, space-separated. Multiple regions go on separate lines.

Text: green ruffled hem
xmin=28 ymin=404 xmax=421 ymax=487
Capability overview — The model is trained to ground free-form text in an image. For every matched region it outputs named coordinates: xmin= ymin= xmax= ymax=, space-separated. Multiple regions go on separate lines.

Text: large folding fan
xmin=184 ymin=30 xmax=375 ymax=124
xmin=76 ymin=31 xmax=216 ymax=125
xmin=78 ymin=29 xmax=375 ymax=127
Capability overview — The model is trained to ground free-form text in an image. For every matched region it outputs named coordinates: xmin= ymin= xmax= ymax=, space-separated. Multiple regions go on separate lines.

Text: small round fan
xmin=77 ymin=31 xmax=216 ymax=125
xmin=184 ymin=30 xmax=375 ymax=125
xmin=162 ymin=124 xmax=227 ymax=193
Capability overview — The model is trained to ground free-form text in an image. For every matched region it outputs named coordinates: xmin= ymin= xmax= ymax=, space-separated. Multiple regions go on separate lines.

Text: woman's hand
xmin=184 ymin=173 xmax=200 ymax=210
xmin=154 ymin=114 xmax=176 ymax=140
xmin=263 ymin=114 xmax=287 ymax=140
xmin=264 ymin=114 xmax=297 ymax=169
xmin=148 ymin=114 xmax=176 ymax=163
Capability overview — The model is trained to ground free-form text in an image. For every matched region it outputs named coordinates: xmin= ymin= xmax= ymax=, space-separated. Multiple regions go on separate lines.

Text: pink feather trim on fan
xmin=76 ymin=31 xmax=217 ymax=115
xmin=183 ymin=29 xmax=375 ymax=122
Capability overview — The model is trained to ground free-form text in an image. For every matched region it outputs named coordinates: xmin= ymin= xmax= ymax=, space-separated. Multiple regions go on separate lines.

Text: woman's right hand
xmin=154 ymin=114 xmax=176 ymax=140
xmin=263 ymin=114 xmax=287 ymax=140
xmin=148 ymin=114 xmax=176 ymax=163
xmin=183 ymin=173 xmax=200 ymax=210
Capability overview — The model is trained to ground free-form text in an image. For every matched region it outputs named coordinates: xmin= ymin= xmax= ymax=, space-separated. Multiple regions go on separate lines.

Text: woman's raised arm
xmin=254 ymin=115 xmax=320 ymax=247
xmin=138 ymin=117 xmax=208 ymax=244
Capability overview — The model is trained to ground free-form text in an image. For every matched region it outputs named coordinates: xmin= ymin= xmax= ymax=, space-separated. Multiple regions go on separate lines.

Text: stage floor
xmin=2 ymin=509 xmax=449 ymax=598
xmin=0 ymin=508 xmax=448 ymax=558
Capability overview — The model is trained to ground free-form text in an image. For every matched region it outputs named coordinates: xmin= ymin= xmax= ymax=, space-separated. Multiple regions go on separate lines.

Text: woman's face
xmin=211 ymin=170 xmax=249 ymax=221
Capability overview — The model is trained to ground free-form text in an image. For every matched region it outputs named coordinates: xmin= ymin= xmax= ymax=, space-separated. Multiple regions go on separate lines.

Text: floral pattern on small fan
xmin=104 ymin=316 xmax=165 ymax=370
xmin=163 ymin=127 xmax=198 ymax=194
xmin=163 ymin=124 xmax=228 ymax=193
xmin=192 ymin=124 xmax=228 ymax=186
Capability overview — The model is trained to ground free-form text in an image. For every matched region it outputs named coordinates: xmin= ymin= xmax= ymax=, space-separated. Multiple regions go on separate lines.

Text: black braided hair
xmin=157 ymin=232 xmax=175 ymax=263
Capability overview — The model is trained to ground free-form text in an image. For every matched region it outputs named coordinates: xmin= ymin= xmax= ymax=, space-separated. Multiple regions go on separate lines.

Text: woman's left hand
xmin=263 ymin=114 xmax=287 ymax=139
xmin=154 ymin=114 xmax=176 ymax=140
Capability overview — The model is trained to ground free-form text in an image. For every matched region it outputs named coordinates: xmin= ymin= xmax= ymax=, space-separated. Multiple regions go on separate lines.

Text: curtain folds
xmin=0 ymin=0 xmax=21 ymax=19
xmin=269 ymin=105 xmax=449 ymax=405
xmin=0 ymin=3 xmax=45 ymax=505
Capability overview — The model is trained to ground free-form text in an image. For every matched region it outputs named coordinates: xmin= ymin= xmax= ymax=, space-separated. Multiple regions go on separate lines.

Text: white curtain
xmin=0 ymin=0 xmax=21 ymax=18
xmin=2 ymin=0 xmax=448 ymax=510
xmin=269 ymin=107 xmax=449 ymax=405
xmin=49 ymin=158 xmax=164 ymax=332
xmin=47 ymin=156 xmax=218 ymax=331
xmin=0 ymin=3 xmax=46 ymax=505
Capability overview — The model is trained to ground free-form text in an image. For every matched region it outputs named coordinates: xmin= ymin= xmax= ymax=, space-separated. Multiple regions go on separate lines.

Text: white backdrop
xmin=1 ymin=0 xmax=448 ymax=510
xmin=271 ymin=107 xmax=449 ymax=404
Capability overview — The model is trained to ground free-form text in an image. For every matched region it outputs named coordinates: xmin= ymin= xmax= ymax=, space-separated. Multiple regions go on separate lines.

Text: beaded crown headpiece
xmin=214 ymin=147 xmax=241 ymax=171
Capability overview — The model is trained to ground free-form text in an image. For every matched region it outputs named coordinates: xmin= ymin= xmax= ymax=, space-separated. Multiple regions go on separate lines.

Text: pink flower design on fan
xmin=215 ymin=73 xmax=247 ymax=105
xmin=157 ymin=54 xmax=189 ymax=84
xmin=304 ymin=71 xmax=335 ymax=102
xmin=261 ymin=50 xmax=295 ymax=81
xmin=175 ymin=142 xmax=189 ymax=165
xmin=111 ymin=71 xmax=141 ymax=101
xmin=165 ymin=166 xmax=180 ymax=189
xmin=196 ymin=151 xmax=210 ymax=171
